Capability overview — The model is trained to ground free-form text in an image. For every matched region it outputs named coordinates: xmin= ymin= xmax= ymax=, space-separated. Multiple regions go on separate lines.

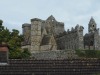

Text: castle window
xmin=93 ymin=25 xmax=94 ymax=27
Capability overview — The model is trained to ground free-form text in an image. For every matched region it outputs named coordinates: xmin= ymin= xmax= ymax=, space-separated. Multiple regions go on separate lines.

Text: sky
xmin=0 ymin=0 xmax=100 ymax=34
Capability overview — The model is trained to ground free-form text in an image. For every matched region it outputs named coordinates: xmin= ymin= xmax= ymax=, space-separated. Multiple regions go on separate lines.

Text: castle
xmin=22 ymin=15 xmax=100 ymax=53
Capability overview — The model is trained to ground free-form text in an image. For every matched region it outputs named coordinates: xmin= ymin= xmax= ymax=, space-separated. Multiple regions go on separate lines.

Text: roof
xmin=89 ymin=17 xmax=96 ymax=25
xmin=0 ymin=44 xmax=9 ymax=48
xmin=0 ymin=59 xmax=100 ymax=75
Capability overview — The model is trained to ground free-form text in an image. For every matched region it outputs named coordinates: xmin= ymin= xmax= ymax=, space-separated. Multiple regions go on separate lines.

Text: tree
xmin=21 ymin=48 xmax=31 ymax=59
xmin=0 ymin=20 xmax=31 ymax=59
xmin=75 ymin=49 xmax=85 ymax=57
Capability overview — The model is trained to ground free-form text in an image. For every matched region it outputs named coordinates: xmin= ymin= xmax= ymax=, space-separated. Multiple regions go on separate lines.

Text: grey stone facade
xmin=22 ymin=16 xmax=100 ymax=53
xmin=22 ymin=15 xmax=64 ymax=53
xmin=84 ymin=17 xmax=100 ymax=50
xmin=32 ymin=50 xmax=78 ymax=59
xmin=56 ymin=25 xmax=84 ymax=50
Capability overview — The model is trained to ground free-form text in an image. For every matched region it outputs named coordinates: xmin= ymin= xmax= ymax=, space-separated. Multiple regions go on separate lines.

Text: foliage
xmin=21 ymin=48 xmax=31 ymax=59
xmin=96 ymin=50 xmax=100 ymax=58
xmin=76 ymin=49 xmax=100 ymax=58
xmin=0 ymin=21 xmax=31 ymax=59
xmin=9 ymin=49 xmax=22 ymax=59
xmin=85 ymin=50 xmax=96 ymax=58
xmin=75 ymin=49 xmax=85 ymax=57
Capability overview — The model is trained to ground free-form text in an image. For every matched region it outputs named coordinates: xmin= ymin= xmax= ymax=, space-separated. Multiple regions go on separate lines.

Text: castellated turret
xmin=84 ymin=17 xmax=100 ymax=50
xmin=75 ymin=25 xmax=84 ymax=49
xmin=30 ymin=18 xmax=42 ymax=52
xmin=88 ymin=17 xmax=97 ymax=33
xmin=21 ymin=23 xmax=31 ymax=50
xmin=22 ymin=23 xmax=31 ymax=45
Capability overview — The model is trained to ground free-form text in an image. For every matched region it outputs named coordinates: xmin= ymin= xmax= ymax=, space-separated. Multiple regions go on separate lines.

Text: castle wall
xmin=54 ymin=22 xmax=65 ymax=35
xmin=44 ymin=19 xmax=65 ymax=36
xmin=94 ymin=29 xmax=100 ymax=50
xmin=21 ymin=45 xmax=31 ymax=51
xmin=40 ymin=45 xmax=52 ymax=51
xmin=56 ymin=35 xmax=66 ymax=50
xmin=32 ymin=50 xmax=78 ymax=59
xmin=56 ymin=25 xmax=84 ymax=50
xmin=84 ymin=33 xmax=94 ymax=50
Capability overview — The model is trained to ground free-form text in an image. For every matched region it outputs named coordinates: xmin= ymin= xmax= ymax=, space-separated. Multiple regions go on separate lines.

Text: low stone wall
xmin=32 ymin=50 xmax=78 ymax=59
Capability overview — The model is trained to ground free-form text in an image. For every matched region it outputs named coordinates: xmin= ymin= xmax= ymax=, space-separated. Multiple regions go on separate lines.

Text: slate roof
xmin=0 ymin=59 xmax=100 ymax=75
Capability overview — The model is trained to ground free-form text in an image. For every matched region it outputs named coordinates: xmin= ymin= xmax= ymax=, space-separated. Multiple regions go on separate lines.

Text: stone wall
xmin=94 ymin=29 xmax=100 ymax=50
xmin=32 ymin=50 xmax=78 ymax=59
xmin=56 ymin=24 xmax=84 ymax=50
xmin=21 ymin=45 xmax=31 ymax=51
xmin=44 ymin=15 xmax=65 ymax=36
xmin=84 ymin=17 xmax=100 ymax=50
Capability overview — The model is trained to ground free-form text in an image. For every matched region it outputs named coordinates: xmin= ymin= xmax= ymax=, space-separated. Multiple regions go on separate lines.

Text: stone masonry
xmin=56 ymin=25 xmax=84 ymax=50
xmin=84 ymin=17 xmax=100 ymax=50
xmin=22 ymin=16 xmax=100 ymax=53
xmin=22 ymin=15 xmax=64 ymax=53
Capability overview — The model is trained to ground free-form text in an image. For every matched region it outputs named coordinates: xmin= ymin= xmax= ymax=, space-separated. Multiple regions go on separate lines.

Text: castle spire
xmin=89 ymin=17 xmax=96 ymax=25
xmin=88 ymin=17 xmax=97 ymax=33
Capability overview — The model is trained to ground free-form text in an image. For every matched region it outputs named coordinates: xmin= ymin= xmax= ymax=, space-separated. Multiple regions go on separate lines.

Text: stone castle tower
xmin=22 ymin=23 xmax=31 ymax=50
xmin=84 ymin=17 xmax=100 ymax=50
xmin=30 ymin=18 xmax=42 ymax=52
xmin=88 ymin=17 xmax=97 ymax=33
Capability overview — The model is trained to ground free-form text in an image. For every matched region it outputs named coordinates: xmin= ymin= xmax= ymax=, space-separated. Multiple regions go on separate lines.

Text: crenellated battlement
xmin=56 ymin=24 xmax=84 ymax=50
xmin=31 ymin=18 xmax=42 ymax=22
xmin=66 ymin=24 xmax=84 ymax=34
xmin=22 ymin=23 xmax=31 ymax=28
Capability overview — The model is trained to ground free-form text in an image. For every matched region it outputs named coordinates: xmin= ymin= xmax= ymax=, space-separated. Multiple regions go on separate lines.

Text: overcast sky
xmin=0 ymin=0 xmax=100 ymax=34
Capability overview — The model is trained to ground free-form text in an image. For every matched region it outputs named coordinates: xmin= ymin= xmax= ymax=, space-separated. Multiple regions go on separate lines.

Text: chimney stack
xmin=0 ymin=44 xmax=9 ymax=65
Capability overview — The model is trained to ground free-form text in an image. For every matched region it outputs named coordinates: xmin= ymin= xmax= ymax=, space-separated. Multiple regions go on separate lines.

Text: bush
xmin=75 ymin=49 xmax=100 ymax=58
xmin=75 ymin=49 xmax=85 ymax=57
xmin=85 ymin=50 xmax=96 ymax=58
xmin=21 ymin=48 xmax=31 ymax=59
xmin=0 ymin=21 xmax=31 ymax=59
